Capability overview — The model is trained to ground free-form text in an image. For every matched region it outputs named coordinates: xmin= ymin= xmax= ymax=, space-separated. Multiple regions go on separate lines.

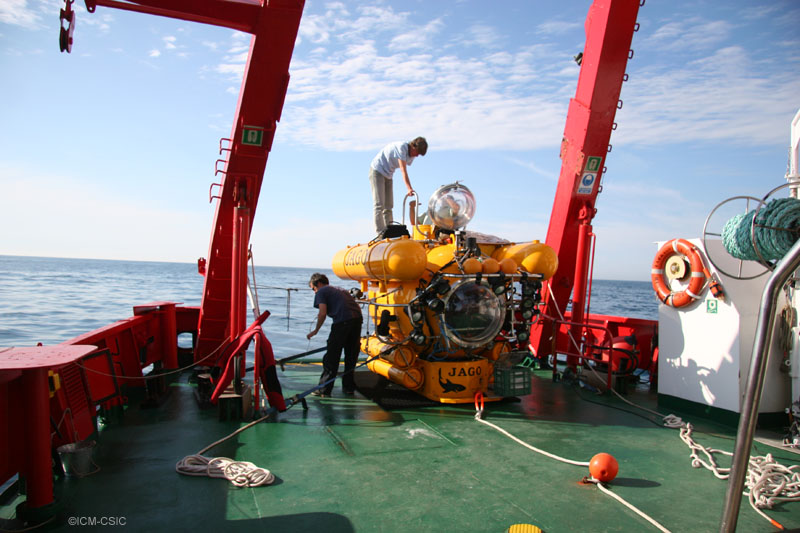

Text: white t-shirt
xmin=370 ymin=141 xmax=415 ymax=179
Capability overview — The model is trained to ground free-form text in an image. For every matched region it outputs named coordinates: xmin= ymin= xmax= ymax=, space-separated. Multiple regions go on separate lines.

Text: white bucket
xmin=57 ymin=440 xmax=97 ymax=477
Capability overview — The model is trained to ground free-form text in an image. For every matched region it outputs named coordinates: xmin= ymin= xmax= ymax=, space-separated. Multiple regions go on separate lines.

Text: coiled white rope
xmin=175 ymin=455 xmax=274 ymax=487
xmin=176 ymin=411 xmax=276 ymax=487
xmin=680 ymin=423 xmax=799 ymax=529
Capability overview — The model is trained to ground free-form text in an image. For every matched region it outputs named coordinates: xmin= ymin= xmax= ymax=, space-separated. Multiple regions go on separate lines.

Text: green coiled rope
xmin=722 ymin=197 xmax=800 ymax=261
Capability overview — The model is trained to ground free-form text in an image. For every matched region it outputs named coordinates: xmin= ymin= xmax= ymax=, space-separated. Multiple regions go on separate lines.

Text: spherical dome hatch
xmin=427 ymin=183 xmax=476 ymax=231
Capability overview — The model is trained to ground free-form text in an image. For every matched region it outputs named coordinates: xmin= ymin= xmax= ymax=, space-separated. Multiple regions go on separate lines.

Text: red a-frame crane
xmin=528 ymin=0 xmax=657 ymax=374
xmin=64 ymin=0 xmax=306 ymax=361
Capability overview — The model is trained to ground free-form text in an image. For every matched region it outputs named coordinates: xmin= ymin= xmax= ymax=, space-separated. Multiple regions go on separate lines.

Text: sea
xmin=0 ymin=255 xmax=657 ymax=354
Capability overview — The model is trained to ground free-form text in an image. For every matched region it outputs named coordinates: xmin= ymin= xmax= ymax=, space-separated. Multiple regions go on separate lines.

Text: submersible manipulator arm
xmin=528 ymin=0 xmax=641 ymax=363
xmin=67 ymin=0 xmax=306 ymax=361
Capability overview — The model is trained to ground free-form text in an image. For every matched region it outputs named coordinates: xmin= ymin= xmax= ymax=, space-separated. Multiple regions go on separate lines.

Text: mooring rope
xmin=474 ymin=415 xmax=590 ymax=467
xmin=680 ymin=423 xmax=799 ymax=530
xmin=722 ymin=197 xmax=800 ymax=261
xmin=175 ymin=410 xmax=277 ymax=487
xmin=473 ymin=399 xmax=671 ymax=532
xmin=175 ymin=352 xmax=380 ymax=488
xmin=591 ymin=481 xmax=671 ymax=533
xmin=175 ymin=454 xmax=275 ymax=487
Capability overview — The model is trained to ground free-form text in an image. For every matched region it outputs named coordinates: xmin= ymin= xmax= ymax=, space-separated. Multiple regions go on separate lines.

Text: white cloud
xmin=616 ymin=46 xmax=800 ymax=146
xmin=536 ymin=20 xmax=580 ymax=36
xmin=740 ymin=4 xmax=784 ymax=22
xmin=389 ymin=18 xmax=443 ymax=51
xmin=1 ymin=1 xmax=115 ymax=33
xmin=281 ymin=6 xmax=578 ymax=152
xmin=502 ymin=156 xmax=557 ymax=180
xmin=211 ymin=32 xmax=251 ymax=80
xmin=149 ymin=49 xmax=160 ymax=58
xmin=77 ymin=8 xmax=112 ymax=33
xmin=465 ymin=24 xmax=501 ymax=48
xmin=297 ymin=12 xmax=332 ymax=44
xmin=196 ymin=2 xmax=798 ymax=157
xmin=0 ymin=0 xmax=41 ymax=29
xmin=217 ymin=61 xmax=244 ymax=78
xmin=645 ymin=18 xmax=731 ymax=51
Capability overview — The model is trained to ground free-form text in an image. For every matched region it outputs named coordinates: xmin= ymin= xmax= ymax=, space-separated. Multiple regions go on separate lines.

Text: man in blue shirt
xmin=369 ymin=137 xmax=428 ymax=234
xmin=306 ymin=273 xmax=363 ymax=396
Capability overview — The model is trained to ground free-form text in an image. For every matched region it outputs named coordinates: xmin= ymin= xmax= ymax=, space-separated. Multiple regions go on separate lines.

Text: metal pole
xmin=231 ymin=203 xmax=250 ymax=395
xmin=720 ymin=238 xmax=800 ymax=532
xmin=22 ymin=367 xmax=52 ymax=508
xmin=568 ymin=217 xmax=593 ymax=371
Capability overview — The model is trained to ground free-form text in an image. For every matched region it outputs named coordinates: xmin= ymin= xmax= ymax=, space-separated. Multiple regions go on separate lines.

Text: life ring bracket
xmin=651 ymin=239 xmax=724 ymax=308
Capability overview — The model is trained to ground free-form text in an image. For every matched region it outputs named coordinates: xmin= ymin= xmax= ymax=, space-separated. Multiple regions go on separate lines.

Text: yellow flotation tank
xmin=332 ymin=237 xmax=427 ymax=281
xmin=493 ymin=240 xmax=558 ymax=280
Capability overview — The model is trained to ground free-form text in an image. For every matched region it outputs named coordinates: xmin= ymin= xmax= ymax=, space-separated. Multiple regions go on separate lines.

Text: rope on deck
xmin=474 ymin=416 xmax=589 ymax=467
xmin=473 ymin=395 xmax=671 ymax=533
xmin=175 ymin=454 xmax=274 ymax=487
xmin=176 ymin=410 xmax=277 ymax=487
xmin=539 ymin=282 xmax=797 ymax=529
xmin=579 ymin=361 xmax=796 ymax=530
xmin=680 ymin=423 xmax=799 ymax=530
xmin=592 ymin=482 xmax=670 ymax=533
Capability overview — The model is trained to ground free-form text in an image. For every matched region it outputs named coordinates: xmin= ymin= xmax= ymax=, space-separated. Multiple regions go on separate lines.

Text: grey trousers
xmin=369 ymin=168 xmax=393 ymax=233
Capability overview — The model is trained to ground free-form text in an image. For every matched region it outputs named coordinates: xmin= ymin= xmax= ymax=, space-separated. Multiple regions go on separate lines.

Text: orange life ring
xmin=651 ymin=239 xmax=707 ymax=307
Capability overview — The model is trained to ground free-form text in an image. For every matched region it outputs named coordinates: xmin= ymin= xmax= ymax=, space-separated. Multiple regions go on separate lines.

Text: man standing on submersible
xmin=369 ymin=137 xmax=428 ymax=234
xmin=306 ymin=273 xmax=363 ymax=397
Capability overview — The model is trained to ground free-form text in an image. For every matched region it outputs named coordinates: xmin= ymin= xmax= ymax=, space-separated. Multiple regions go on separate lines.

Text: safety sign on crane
xmin=241 ymin=126 xmax=264 ymax=147
xmin=576 ymin=156 xmax=603 ymax=195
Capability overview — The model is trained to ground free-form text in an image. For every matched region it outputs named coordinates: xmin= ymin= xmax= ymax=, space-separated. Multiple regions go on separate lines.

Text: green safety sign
xmin=707 ymin=300 xmax=718 ymax=314
xmin=241 ymin=127 xmax=264 ymax=147
xmin=585 ymin=156 xmax=602 ymax=172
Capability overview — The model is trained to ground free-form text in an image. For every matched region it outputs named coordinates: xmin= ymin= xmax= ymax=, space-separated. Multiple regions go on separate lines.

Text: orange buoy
xmin=462 ymin=257 xmax=482 ymax=274
xmin=481 ymin=257 xmax=500 ymax=274
xmin=499 ymin=257 xmax=517 ymax=274
xmin=589 ymin=453 xmax=618 ymax=482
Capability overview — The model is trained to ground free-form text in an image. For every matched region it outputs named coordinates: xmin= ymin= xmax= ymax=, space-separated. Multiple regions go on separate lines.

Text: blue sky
xmin=1 ymin=0 xmax=798 ymax=281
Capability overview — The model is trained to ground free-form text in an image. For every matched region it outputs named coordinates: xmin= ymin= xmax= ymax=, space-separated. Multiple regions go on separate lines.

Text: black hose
xmin=276 ymin=346 xmax=327 ymax=369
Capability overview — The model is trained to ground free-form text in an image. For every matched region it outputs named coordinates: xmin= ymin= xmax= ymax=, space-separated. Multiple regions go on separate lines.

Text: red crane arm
xmin=81 ymin=0 xmax=305 ymax=360
xmin=86 ymin=0 xmax=262 ymax=32
xmin=529 ymin=0 xmax=641 ymax=359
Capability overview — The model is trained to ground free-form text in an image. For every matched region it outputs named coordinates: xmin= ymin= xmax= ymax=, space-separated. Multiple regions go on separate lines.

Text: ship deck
xmin=3 ymin=364 xmax=800 ymax=532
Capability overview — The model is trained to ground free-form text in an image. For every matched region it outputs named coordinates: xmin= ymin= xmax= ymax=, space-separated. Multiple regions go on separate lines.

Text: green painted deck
xmin=3 ymin=365 xmax=800 ymax=532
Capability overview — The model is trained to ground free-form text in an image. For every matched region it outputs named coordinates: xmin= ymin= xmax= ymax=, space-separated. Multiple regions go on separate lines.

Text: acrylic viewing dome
xmin=427 ymin=183 xmax=476 ymax=231
xmin=441 ymin=280 xmax=505 ymax=348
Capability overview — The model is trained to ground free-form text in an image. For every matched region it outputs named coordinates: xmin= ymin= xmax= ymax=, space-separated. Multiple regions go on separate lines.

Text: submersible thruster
xmin=332 ymin=183 xmax=558 ymax=403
